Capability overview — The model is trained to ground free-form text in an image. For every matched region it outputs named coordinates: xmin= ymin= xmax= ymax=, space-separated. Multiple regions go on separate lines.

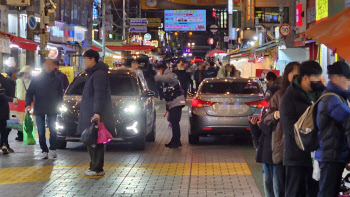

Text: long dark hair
xmin=281 ymin=62 xmax=301 ymax=94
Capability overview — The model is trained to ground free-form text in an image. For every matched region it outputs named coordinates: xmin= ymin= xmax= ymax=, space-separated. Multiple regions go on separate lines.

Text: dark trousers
xmin=36 ymin=114 xmax=57 ymax=152
xmin=318 ymin=162 xmax=345 ymax=197
xmin=285 ymin=166 xmax=318 ymax=197
xmin=168 ymin=106 xmax=182 ymax=144
xmin=0 ymin=120 xmax=9 ymax=147
xmin=88 ymin=144 xmax=104 ymax=172
xmin=274 ymin=163 xmax=285 ymax=197
xmin=263 ymin=163 xmax=275 ymax=197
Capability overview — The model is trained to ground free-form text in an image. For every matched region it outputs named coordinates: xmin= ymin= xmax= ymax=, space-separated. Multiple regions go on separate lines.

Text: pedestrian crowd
xmin=250 ymin=60 xmax=350 ymax=197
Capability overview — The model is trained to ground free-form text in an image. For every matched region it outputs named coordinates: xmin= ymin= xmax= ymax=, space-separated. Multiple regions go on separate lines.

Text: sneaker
xmin=84 ymin=169 xmax=105 ymax=176
xmin=41 ymin=152 xmax=48 ymax=159
xmin=165 ymin=141 xmax=174 ymax=147
xmin=167 ymin=143 xmax=182 ymax=149
xmin=50 ymin=150 xmax=57 ymax=158
xmin=2 ymin=145 xmax=8 ymax=155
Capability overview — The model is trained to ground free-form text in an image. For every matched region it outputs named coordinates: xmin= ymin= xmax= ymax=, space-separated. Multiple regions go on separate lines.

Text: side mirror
xmin=142 ymin=90 xmax=155 ymax=97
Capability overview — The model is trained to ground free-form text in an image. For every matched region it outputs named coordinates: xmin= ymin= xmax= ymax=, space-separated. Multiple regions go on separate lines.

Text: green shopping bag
xmin=23 ymin=111 xmax=36 ymax=145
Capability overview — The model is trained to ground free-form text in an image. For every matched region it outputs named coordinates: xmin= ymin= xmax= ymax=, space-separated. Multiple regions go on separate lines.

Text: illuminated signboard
xmin=316 ymin=0 xmax=328 ymax=22
xmin=164 ymin=10 xmax=206 ymax=31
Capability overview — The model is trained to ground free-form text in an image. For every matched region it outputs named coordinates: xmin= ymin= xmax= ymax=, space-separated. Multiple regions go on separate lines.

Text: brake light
xmin=245 ymin=100 xmax=269 ymax=108
xmin=203 ymin=127 xmax=213 ymax=130
xmin=191 ymin=98 xmax=214 ymax=107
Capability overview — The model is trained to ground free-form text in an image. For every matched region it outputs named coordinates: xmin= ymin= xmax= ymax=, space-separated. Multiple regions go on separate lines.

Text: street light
xmin=191 ymin=42 xmax=195 ymax=46
xmin=174 ymin=32 xmax=178 ymax=36
xmin=188 ymin=32 xmax=193 ymax=36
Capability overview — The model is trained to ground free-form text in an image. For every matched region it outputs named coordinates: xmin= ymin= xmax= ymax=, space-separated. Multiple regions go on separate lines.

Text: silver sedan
xmin=188 ymin=78 xmax=266 ymax=144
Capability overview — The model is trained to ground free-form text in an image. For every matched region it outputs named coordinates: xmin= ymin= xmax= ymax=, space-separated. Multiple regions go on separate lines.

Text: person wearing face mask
xmin=279 ymin=60 xmax=325 ymax=197
xmin=25 ymin=59 xmax=63 ymax=159
xmin=315 ymin=62 xmax=350 ymax=197
xmin=263 ymin=62 xmax=301 ymax=197
xmin=77 ymin=49 xmax=114 ymax=176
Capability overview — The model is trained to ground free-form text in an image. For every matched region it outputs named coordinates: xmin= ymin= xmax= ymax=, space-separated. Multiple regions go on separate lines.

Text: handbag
xmin=97 ymin=121 xmax=113 ymax=144
xmin=81 ymin=121 xmax=98 ymax=148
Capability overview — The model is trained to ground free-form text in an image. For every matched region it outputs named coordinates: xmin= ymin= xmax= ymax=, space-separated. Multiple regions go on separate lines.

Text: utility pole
xmin=87 ymin=0 xmax=93 ymax=50
xmin=26 ymin=0 xmax=36 ymax=67
xmin=39 ymin=0 xmax=47 ymax=64
xmin=102 ymin=0 xmax=106 ymax=58
xmin=122 ymin=0 xmax=126 ymax=40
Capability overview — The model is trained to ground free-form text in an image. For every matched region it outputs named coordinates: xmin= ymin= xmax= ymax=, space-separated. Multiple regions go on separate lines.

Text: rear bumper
xmin=189 ymin=112 xmax=251 ymax=136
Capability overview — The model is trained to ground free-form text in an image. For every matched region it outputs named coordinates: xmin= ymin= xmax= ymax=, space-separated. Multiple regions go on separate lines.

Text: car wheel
xmin=56 ymin=137 xmax=67 ymax=149
xmin=145 ymin=111 xmax=156 ymax=142
xmin=188 ymin=134 xmax=199 ymax=144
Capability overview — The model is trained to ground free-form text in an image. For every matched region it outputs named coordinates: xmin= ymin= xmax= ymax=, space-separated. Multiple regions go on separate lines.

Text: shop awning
xmin=48 ymin=43 xmax=76 ymax=53
xmin=230 ymin=40 xmax=282 ymax=58
xmin=0 ymin=31 xmax=37 ymax=51
xmin=206 ymin=49 xmax=227 ymax=57
xmin=92 ymin=40 xmax=116 ymax=54
xmin=107 ymin=45 xmax=155 ymax=51
xmin=305 ymin=7 xmax=350 ymax=62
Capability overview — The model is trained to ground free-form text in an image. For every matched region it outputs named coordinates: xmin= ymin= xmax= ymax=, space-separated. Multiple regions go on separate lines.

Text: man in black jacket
xmin=315 ymin=62 xmax=350 ymax=197
xmin=26 ymin=59 xmax=63 ymax=159
xmin=206 ymin=62 xmax=218 ymax=78
xmin=280 ymin=60 xmax=325 ymax=197
xmin=77 ymin=49 xmax=114 ymax=176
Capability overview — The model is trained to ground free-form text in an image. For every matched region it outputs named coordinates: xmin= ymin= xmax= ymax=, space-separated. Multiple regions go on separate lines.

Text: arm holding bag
xmin=81 ymin=121 xmax=98 ymax=148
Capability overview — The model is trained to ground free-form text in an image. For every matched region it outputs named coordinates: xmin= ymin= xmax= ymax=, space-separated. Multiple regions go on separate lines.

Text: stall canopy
xmin=206 ymin=49 xmax=227 ymax=57
xmin=305 ymin=7 xmax=350 ymax=62
xmin=230 ymin=40 xmax=282 ymax=58
xmin=0 ymin=31 xmax=37 ymax=51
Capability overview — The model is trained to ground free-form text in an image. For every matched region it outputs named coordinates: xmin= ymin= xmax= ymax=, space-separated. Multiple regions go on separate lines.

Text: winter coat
xmin=155 ymin=68 xmax=186 ymax=110
xmin=194 ymin=69 xmax=206 ymax=89
xmin=206 ymin=67 xmax=218 ymax=78
xmin=25 ymin=71 xmax=63 ymax=115
xmin=175 ymin=70 xmax=192 ymax=91
xmin=0 ymin=75 xmax=13 ymax=121
xmin=315 ymin=82 xmax=350 ymax=163
xmin=264 ymin=90 xmax=283 ymax=164
xmin=76 ymin=62 xmax=115 ymax=135
xmin=279 ymin=79 xmax=324 ymax=166
xmin=16 ymin=78 xmax=31 ymax=100
xmin=5 ymin=76 xmax=16 ymax=98
xmin=56 ymin=71 xmax=70 ymax=91
xmin=252 ymin=121 xmax=274 ymax=164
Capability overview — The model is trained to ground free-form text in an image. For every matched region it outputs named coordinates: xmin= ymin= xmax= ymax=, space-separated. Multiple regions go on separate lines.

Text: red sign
xmin=296 ymin=4 xmax=303 ymax=27
xmin=207 ymin=38 xmax=214 ymax=45
xmin=256 ymin=69 xmax=280 ymax=78
xmin=279 ymin=24 xmax=292 ymax=37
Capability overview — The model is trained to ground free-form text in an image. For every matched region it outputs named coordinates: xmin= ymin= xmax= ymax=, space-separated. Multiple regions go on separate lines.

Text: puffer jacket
xmin=155 ymin=68 xmax=186 ymax=110
xmin=264 ymin=90 xmax=283 ymax=164
xmin=315 ymin=82 xmax=350 ymax=163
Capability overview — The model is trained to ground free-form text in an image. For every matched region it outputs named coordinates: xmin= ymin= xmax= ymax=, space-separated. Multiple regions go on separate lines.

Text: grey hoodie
xmin=155 ymin=68 xmax=186 ymax=110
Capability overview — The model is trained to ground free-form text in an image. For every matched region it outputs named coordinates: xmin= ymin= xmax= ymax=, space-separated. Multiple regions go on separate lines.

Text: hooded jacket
xmin=26 ymin=71 xmax=63 ymax=115
xmin=155 ymin=68 xmax=186 ymax=110
xmin=0 ymin=75 xmax=13 ymax=120
xmin=76 ymin=62 xmax=115 ymax=135
xmin=315 ymin=82 xmax=350 ymax=163
xmin=280 ymin=79 xmax=324 ymax=166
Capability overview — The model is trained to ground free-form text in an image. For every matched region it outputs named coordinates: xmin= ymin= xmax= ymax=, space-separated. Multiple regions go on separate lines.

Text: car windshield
xmin=200 ymin=82 xmax=261 ymax=94
xmin=66 ymin=74 xmax=140 ymax=96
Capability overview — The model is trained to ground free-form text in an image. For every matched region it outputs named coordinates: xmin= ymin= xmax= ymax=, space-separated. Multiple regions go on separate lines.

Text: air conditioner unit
xmin=6 ymin=0 xmax=30 ymax=6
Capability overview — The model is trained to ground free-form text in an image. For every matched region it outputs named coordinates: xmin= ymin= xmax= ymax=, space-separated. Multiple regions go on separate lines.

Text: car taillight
xmin=191 ymin=98 xmax=214 ymax=107
xmin=245 ymin=100 xmax=268 ymax=108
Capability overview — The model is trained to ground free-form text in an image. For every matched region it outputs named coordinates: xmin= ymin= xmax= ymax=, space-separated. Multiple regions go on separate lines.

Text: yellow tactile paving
xmin=0 ymin=162 xmax=251 ymax=185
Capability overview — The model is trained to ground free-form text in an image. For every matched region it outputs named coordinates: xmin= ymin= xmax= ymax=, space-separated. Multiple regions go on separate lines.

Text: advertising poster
xmin=316 ymin=0 xmax=328 ymax=22
xmin=59 ymin=66 xmax=74 ymax=83
xmin=256 ymin=69 xmax=280 ymax=78
xmin=104 ymin=57 xmax=113 ymax=68
xmin=164 ymin=10 xmax=206 ymax=31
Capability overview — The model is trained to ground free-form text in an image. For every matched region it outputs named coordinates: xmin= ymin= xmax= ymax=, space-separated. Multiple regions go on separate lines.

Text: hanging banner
xmin=141 ymin=0 xmax=227 ymax=9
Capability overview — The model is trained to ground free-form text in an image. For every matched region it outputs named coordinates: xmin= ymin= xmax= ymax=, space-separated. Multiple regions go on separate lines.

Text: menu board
xmin=164 ymin=10 xmax=206 ymax=31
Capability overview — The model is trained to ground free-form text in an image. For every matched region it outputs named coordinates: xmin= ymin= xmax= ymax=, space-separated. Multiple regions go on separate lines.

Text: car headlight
xmin=126 ymin=121 xmax=138 ymax=133
xmin=59 ymin=104 xmax=68 ymax=113
xmin=55 ymin=122 xmax=64 ymax=130
xmin=123 ymin=105 xmax=137 ymax=114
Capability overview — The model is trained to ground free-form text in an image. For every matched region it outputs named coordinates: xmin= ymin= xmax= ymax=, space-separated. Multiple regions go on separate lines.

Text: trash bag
xmin=23 ymin=111 xmax=36 ymax=145
xmin=81 ymin=121 xmax=98 ymax=148
xmin=97 ymin=121 xmax=113 ymax=144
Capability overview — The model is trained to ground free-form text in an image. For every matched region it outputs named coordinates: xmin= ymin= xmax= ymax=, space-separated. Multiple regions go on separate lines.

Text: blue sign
xmin=164 ymin=10 xmax=206 ymax=31
xmin=28 ymin=15 xmax=37 ymax=30
xmin=129 ymin=26 xmax=147 ymax=33
xmin=130 ymin=18 xmax=148 ymax=26
xmin=81 ymin=40 xmax=87 ymax=49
